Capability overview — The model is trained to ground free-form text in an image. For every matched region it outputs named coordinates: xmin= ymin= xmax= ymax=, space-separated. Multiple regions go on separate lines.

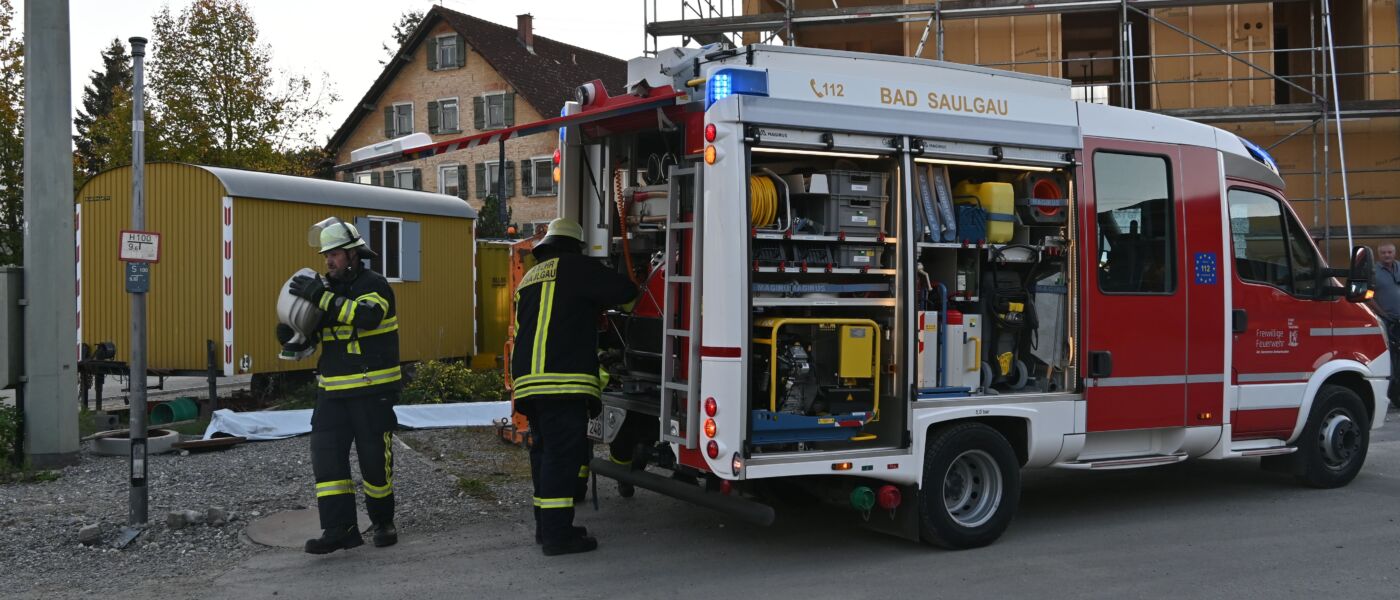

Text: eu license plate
xmin=586 ymin=417 xmax=603 ymax=440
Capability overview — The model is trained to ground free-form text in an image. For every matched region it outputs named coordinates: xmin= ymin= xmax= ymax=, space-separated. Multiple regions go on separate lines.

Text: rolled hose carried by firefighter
xmin=589 ymin=458 xmax=776 ymax=527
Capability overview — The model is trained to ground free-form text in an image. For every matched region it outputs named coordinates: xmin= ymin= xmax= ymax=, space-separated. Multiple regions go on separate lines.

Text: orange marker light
xmin=552 ymin=166 xmax=560 ymax=183
xmin=704 ymin=145 xmax=717 ymax=165
xmin=831 ymin=462 xmax=853 ymax=471
xmin=704 ymin=418 xmax=716 ymax=438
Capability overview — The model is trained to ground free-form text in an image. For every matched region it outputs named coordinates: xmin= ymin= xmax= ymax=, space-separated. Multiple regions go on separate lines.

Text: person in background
xmin=1372 ymin=242 xmax=1399 ymax=406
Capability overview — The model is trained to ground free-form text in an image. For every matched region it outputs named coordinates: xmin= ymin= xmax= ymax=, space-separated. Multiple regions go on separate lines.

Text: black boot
xmin=366 ymin=521 xmax=397 ymax=548
xmin=542 ymin=535 xmax=598 ymax=556
xmin=533 ymin=506 xmax=586 ymax=544
xmin=304 ymin=525 xmax=363 ymax=555
xmin=617 ymin=481 xmax=636 ymax=498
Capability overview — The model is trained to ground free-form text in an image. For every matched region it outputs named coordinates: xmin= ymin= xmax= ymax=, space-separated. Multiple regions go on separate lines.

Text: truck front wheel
xmin=918 ymin=422 xmax=1021 ymax=549
xmin=1292 ymin=384 xmax=1370 ymax=489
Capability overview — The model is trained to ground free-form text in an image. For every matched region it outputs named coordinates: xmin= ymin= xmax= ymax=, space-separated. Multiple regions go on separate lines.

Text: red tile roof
xmin=327 ymin=6 xmax=628 ymax=153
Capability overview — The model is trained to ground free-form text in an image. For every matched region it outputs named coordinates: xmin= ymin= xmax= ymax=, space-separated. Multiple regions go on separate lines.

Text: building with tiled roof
xmin=327 ymin=7 xmax=627 ymax=229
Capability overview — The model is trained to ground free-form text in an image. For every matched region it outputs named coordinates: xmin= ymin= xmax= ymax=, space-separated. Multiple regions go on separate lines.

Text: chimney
xmin=517 ymin=14 xmax=534 ymax=53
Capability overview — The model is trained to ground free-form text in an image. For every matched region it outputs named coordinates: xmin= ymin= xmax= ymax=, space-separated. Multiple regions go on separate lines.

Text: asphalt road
xmin=158 ymin=413 xmax=1400 ymax=600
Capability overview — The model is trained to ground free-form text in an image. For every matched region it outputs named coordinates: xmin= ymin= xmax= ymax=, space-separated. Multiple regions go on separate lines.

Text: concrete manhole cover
xmin=246 ymin=508 xmax=369 ymax=549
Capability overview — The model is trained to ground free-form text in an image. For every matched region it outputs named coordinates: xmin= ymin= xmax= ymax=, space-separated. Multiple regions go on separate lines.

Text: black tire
xmin=1291 ymin=384 xmax=1370 ymax=489
xmin=918 ymin=422 xmax=1021 ymax=550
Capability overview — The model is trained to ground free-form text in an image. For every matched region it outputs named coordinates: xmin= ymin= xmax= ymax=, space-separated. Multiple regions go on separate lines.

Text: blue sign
xmin=1194 ymin=252 xmax=1217 ymax=285
xmin=125 ymin=262 xmax=150 ymax=294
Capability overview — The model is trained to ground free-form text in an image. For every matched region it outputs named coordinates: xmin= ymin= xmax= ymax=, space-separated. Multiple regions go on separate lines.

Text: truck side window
xmin=1092 ymin=152 xmax=1175 ymax=294
xmin=1228 ymin=188 xmax=1320 ymax=297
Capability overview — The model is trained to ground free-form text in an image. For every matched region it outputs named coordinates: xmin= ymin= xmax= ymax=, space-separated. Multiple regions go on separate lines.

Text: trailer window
xmin=1228 ymin=189 xmax=1319 ymax=296
xmin=1093 ymin=152 xmax=1175 ymax=294
xmin=366 ymin=217 xmax=402 ymax=281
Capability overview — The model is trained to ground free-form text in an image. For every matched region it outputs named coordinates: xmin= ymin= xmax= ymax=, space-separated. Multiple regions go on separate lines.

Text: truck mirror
xmin=1344 ymin=245 xmax=1373 ymax=303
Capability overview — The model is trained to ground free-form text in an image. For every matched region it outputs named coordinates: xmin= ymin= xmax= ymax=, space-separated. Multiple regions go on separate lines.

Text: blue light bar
xmin=707 ymin=68 xmax=768 ymax=109
xmin=1239 ymin=137 xmax=1280 ymax=176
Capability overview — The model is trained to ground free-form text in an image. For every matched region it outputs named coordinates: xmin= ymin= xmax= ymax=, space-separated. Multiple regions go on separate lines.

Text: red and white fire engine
xmin=346 ymin=44 xmax=1390 ymax=549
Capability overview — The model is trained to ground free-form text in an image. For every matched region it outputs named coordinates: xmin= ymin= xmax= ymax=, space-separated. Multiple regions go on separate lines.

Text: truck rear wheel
xmin=918 ymin=422 xmax=1020 ymax=549
xmin=1293 ymin=384 xmax=1370 ymax=489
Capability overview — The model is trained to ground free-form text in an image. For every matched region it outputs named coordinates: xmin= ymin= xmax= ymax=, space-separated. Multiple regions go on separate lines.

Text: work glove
xmin=289 ymin=274 xmax=328 ymax=303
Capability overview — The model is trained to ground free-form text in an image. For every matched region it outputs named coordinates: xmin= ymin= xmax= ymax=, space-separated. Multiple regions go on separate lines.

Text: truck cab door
xmin=1225 ymin=184 xmax=1333 ymax=439
xmin=1078 ymin=139 xmax=1188 ymax=431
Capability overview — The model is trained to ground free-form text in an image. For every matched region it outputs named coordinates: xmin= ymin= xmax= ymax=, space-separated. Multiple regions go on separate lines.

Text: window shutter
xmin=355 ymin=217 xmax=374 ymax=270
xmin=369 ymin=172 xmax=381 ymax=186
xmin=457 ymin=165 xmax=469 ymax=200
xmin=427 ymin=37 xmax=438 ymax=71
xmin=520 ymin=160 xmax=532 ymax=196
xmin=504 ymin=92 xmax=516 ymax=127
xmin=401 ymin=221 xmax=422 ymax=281
xmin=473 ymin=96 xmax=485 ymax=130
xmin=412 ymin=168 xmax=422 ymax=191
xmin=505 ymin=161 xmax=516 ymax=198
xmin=382 ymin=171 xmax=395 ymax=188
xmin=383 ymin=106 xmax=394 ymax=137
xmin=427 ymin=101 xmax=440 ymax=134
xmin=455 ymin=35 xmax=466 ymax=67
xmin=475 ymin=163 xmax=486 ymax=199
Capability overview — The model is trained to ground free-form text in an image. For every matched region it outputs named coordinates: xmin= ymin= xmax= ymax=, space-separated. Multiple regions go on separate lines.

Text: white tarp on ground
xmin=203 ymin=401 xmax=513 ymax=441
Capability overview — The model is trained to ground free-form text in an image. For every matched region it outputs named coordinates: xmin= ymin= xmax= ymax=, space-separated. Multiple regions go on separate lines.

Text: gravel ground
xmin=0 ymin=426 xmax=533 ymax=599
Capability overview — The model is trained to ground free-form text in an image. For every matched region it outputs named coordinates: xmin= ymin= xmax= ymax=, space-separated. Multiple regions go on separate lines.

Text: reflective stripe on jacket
xmin=510 ymin=252 xmax=637 ymax=399
xmin=316 ymin=267 xmax=401 ymax=398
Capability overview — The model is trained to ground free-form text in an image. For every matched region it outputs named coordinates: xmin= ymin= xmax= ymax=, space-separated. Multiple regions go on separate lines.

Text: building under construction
xmin=645 ymin=0 xmax=1399 ymax=259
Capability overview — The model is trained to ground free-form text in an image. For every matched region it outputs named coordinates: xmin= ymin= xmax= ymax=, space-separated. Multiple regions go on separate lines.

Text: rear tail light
xmin=704 ymin=397 xmax=717 ymax=417
xmin=704 ymin=123 xmax=717 ymax=142
xmin=706 ymin=440 xmax=719 ymax=459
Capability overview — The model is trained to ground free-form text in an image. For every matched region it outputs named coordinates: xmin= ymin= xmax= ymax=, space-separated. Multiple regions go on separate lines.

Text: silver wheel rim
xmin=943 ymin=449 xmax=1003 ymax=528
xmin=1319 ymin=409 xmax=1361 ymax=470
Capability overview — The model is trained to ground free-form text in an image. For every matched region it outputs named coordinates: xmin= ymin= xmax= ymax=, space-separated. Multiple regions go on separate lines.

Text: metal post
xmin=936 ymin=0 xmax=944 ymax=61
xmin=127 ymin=36 xmax=149 ymax=527
xmin=497 ymin=138 xmax=508 ymax=230
xmin=20 ymin=0 xmax=78 ymax=468
xmin=1319 ymin=0 xmax=1353 ymax=252
xmin=206 ymin=340 xmax=217 ymax=417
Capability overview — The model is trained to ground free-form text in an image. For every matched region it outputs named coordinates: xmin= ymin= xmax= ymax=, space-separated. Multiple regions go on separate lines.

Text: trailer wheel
xmin=918 ymin=422 xmax=1020 ymax=550
xmin=1293 ymin=384 xmax=1370 ymax=489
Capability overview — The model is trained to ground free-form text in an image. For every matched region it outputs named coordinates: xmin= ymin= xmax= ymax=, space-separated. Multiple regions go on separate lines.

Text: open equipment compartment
xmin=913 ymin=157 xmax=1075 ymax=399
xmin=744 ymin=143 xmax=904 ymax=455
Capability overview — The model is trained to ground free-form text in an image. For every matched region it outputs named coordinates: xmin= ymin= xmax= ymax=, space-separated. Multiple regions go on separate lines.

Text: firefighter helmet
xmin=308 ymin=217 xmax=378 ymax=258
xmin=538 ymin=218 xmax=585 ymax=251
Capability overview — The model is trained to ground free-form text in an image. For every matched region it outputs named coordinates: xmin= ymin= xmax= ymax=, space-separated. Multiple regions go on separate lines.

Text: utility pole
xmin=21 ymin=0 xmax=78 ymax=468
xmin=126 ymin=37 xmax=150 ymax=528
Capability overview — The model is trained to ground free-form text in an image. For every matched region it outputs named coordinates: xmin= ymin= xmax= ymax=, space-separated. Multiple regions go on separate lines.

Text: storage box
xmin=794 ymin=194 xmax=889 ymax=236
xmin=824 ymin=170 xmax=887 ymax=198
xmin=835 ymin=245 xmax=884 ymax=269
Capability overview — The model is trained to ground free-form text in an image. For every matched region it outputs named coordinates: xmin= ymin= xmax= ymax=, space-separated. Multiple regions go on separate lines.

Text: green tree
xmin=73 ymin=38 xmax=132 ymax=179
xmin=0 ymin=0 xmax=23 ymax=266
xmin=476 ymin=194 xmax=514 ymax=239
xmin=148 ymin=0 xmax=336 ymax=175
xmin=381 ymin=10 xmax=425 ymax=66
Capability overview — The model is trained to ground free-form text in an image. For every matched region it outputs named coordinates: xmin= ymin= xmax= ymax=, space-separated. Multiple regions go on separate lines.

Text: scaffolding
xmin=645 ymin=0 xmax=1400 ymax=255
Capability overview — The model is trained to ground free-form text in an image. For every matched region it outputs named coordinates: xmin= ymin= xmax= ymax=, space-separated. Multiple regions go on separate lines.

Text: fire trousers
xmin=517 ymin=393 xmax=591 ymax=545
xmin=311 ymin=392 xmax=398 ymax=530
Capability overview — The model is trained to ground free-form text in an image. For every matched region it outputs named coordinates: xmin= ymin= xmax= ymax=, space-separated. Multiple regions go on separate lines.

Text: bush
xmin=0 ymin=404 xmax=16 ymax=473
xmin=402 ymin=360 xmax=507 ymax=405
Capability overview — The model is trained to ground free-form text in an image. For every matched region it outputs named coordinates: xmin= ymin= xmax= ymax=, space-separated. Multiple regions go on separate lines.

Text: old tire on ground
xmin=918 ymin=422 xmax=1020 ymax=550
xmin=1292 ymin=384 xmax=1370 ymax=489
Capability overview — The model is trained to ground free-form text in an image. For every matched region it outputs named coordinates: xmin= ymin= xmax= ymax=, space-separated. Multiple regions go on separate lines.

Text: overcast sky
xmin=14 ymin=0 xmax=707 ymax=142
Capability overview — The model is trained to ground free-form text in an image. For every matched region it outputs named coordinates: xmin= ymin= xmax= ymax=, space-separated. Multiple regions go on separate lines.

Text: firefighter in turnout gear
xmin=512 ymin=218 xmax=638 ymax=556
xmin=278 ymin=217 xmax=402 ymax=554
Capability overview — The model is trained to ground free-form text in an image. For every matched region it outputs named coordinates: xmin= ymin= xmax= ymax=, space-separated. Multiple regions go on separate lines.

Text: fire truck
xmin=347 ymin=44 xmax=1389 ymax=549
